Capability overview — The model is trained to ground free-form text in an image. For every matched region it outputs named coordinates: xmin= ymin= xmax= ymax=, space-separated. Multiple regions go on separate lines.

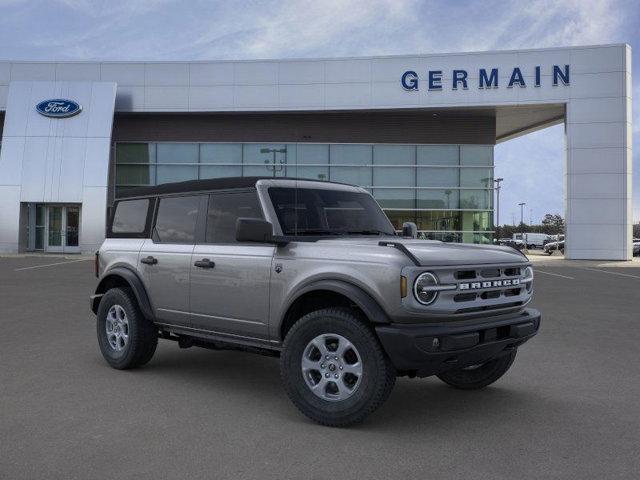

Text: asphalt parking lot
xmin=1 ymin=255 xmax=639 ymax=479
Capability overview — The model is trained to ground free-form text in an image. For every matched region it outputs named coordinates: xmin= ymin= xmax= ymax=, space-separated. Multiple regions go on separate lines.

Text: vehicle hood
xmin=314 ymin=237 xmax=528 ymax=266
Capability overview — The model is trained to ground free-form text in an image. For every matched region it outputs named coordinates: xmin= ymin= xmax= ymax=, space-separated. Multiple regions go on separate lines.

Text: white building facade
xmin=0 ymin=44 xmax=633 ymax=259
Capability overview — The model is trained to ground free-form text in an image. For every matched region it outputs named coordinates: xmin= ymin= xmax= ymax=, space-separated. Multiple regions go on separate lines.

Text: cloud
xmin=0 ymin=0 xmax=637 ymax=222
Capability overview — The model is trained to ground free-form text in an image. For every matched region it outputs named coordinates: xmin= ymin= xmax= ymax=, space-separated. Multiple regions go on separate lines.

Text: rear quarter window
xmin=110 ymin=199 xmax=150 ymax=235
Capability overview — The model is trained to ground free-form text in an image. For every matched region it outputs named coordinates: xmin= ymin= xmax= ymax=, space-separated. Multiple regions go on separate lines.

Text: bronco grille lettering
xmin=458 ymin=278 xmax=520 ymax=290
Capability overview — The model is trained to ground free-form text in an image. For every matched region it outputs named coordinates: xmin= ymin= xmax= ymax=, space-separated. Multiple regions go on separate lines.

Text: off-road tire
xmin=436 ymin=350 xmax=517 ymax=390
xmin=280 ymin=308 xmax=396 ymax=427
xmin=97 ymin=287 xmax=158 ymax=370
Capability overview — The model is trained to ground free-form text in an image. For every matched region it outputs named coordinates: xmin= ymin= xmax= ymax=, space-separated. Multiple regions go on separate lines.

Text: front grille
xmin=480 ymin=290 xmax=501 ymax=300
xmin=454 ymin=270 xmax=476 ymax=280
xmin=480 ymin=268 xmax=501 ymax=278
xmin=407 ymin=263 xmax=531 ymax=317
xmin=504 ymin=288 xmax=522 ymax=297
xmin=425 ymin=264 xmax=531 ymax=315
xmin=454 ymin=301 xmax=525 ymax=314
xmin=454 ymin=293 xmax=477 ymax=302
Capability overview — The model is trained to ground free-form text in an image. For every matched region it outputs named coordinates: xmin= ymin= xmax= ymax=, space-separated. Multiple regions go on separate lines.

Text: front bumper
xmin=375 ymin=308 xmax=541 ymax=377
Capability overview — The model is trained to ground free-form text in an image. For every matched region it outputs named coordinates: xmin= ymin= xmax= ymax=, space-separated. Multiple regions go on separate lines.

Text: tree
xmin=541 ymin=214 xmax=564 ymax=229
xmin=494 ymin=213 xmax=565 ymax=241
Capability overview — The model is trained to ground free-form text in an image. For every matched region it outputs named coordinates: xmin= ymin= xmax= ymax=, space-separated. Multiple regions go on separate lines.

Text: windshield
xmin=268 ymin=187 xmax=396 ymax=236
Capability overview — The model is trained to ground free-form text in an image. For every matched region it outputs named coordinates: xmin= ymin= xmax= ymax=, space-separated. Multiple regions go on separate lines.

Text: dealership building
xmin=0 ymin=44 xmax=633 ymax=259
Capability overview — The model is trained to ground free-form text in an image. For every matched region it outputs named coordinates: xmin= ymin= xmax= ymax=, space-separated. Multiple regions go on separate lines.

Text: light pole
xmin=518 ymin=202 xmax=526 ymax=228
xmin=261 ymin=147 xmax=287 ymax=178
xmin=494 ymin=178 xmax=503 ymax=227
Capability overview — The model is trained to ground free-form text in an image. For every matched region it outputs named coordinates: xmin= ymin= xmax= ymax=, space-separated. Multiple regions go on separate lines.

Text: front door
xmin=189 ymin=190 xmax=274 ymax=341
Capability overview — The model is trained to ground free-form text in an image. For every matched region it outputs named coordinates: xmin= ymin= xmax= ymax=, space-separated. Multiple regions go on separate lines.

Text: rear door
xmin=139 ymin=194 xmax=203 ymax=326
xmin=189 ymin=190 xmax=274 ymax=340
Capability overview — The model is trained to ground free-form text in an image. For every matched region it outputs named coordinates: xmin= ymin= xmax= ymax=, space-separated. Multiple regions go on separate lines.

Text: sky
xmin=0 ymin=0 xmax=637 ymax=225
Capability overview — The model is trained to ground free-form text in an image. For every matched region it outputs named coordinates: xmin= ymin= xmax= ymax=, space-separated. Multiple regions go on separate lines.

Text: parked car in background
xmin=513 ymin=233 xmax=552 ymax=249
xmin=497 ymin=238 xmax=525 ymax=250
xmin=633 ymin=239 xmax=640 ymax=256
xmin=543 ymin=240 xmax=565 ymax=255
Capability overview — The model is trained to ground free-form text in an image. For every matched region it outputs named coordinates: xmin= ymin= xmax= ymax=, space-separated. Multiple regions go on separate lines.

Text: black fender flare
xmin=92 ymin=266 xmax=154 ymax=320
xmin=283 ymin=279 xmax=390 ymax=326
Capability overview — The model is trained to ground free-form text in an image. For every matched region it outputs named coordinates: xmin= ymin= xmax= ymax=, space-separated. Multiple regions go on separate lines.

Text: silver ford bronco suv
xmin=91 ymin=177 xmax=540 ymax=427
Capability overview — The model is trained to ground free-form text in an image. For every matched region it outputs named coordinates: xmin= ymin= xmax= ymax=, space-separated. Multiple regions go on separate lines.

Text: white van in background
xmin=513 ymin=232 xmax=553 ymax=249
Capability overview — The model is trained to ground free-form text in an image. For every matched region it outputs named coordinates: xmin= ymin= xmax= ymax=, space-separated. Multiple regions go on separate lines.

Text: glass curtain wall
xmin=115 ymin=142 xmax=494 ymax=243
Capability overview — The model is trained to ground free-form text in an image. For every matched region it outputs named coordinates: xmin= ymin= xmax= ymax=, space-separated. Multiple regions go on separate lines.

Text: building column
xmin=564 ymin=45 xmax=632 ymax=260
xmin=0 ymin=188 xmax=21 ymax=253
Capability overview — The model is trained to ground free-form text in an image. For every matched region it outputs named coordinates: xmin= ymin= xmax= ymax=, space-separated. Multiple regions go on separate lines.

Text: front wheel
xmin=436 ymin=350 xmax=517 ymax=390
xmin=280 ymin=308 xmax=396 ymax=427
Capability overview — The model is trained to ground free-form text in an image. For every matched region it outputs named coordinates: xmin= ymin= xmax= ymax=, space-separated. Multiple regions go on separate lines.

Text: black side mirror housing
xmin=236 ymin=218 xmax=276 ymax=243
xmin=402 ymin=222 xmax=418 ymax=239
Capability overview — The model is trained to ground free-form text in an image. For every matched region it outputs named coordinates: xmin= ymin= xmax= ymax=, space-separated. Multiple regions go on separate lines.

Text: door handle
xmin=194 ymin=258 xmax=215 ymax=269
xmin=140 ymin=256 xmax=158 ymax=265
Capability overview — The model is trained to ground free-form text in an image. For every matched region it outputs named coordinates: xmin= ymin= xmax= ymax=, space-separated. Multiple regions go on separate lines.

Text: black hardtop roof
xmin=117 ymin=177 xmax=352 ymax=199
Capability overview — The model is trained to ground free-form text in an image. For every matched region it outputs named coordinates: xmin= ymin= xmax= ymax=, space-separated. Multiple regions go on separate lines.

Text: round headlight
xmin=414 ymin=272 xmax=439 ymax=305
xmin=523 ymin=266 xmax=534 ymax=293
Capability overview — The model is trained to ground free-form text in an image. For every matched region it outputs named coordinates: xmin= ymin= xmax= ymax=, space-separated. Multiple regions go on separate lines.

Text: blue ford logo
xmin=36 ymin=99 xmax=82 ymax=118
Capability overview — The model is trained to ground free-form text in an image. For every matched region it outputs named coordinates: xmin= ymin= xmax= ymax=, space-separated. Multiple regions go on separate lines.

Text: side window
xmin=111 ymin=199 xmax=150 ymax=234
xmin=206 ymin=191 xmax=263 ymax=243
xmin=154 ymin=196 xmax=200 ymax=243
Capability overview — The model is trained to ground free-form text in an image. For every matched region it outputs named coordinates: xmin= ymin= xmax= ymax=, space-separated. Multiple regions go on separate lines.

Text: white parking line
xmin=533 ymin=269 xmax=575 ymax=280
xmin=14 ymin=258 xmax=91 ymax=271
xmin=580 ymin=267 xmax=640 ymax=279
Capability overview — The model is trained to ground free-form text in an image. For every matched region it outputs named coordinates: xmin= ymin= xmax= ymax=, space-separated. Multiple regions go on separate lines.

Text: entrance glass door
xmin=47 ymin=207 xmax=64 ymax=252
xmin=65 ymin=206 xmax=80 ymax=251
xmin=35 ymin=205 xmax=45 ymax=250
xmin=32 ymin=205 xmax=82 ymax=253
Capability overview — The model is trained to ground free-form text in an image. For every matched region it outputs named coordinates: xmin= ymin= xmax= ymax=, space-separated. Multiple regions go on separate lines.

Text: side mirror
xmin=236 ymin=218 xmax=275 ymax=243
xmin=402 ymin=222 xmax=418 ymax=239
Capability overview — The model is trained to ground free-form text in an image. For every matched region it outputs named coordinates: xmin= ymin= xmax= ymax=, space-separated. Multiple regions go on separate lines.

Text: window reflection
xmin=114 ymin=142 xmax=495 ymax=243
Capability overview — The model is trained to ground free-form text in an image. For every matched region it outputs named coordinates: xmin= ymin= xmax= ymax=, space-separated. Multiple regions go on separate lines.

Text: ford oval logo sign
xmin=36 ymin=99 xmax=82 ymax=118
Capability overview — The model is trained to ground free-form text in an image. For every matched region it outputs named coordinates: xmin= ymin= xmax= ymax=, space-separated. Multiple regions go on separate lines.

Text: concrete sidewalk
xmin=526 ymin=250 xmax=640 ymax=268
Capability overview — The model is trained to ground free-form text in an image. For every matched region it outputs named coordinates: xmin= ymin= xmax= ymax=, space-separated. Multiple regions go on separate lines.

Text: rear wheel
xmin=97 ymin=287 xmax=158 ymax=370
xmin=436 ymin=350 xmax=517 ymax=390
xmin=280 ymin=308 xmax=396 ymax=427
